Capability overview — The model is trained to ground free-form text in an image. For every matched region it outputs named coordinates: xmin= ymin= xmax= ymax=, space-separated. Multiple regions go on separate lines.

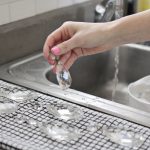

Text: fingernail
xmin=51 ymin=47 xmax=61 ymax=55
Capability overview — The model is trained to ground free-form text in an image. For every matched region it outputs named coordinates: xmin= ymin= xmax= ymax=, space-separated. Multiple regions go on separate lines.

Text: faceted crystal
xmin=102 ymin=126 xmax=145 ymax=149
xmin=0 ymin=88 xmax=7 ymax=97
xmin=46 ymin=104 xmax=83 ymax=121
xmin=0 ymin=98 xmax=17 ymax=114
xmin=56 ymin=63 xmax=72 ymax=90
xmin=39 ymin=122 xmax=80 ymax=141
xmin=7 ymin=91 xmax=38 ymax=103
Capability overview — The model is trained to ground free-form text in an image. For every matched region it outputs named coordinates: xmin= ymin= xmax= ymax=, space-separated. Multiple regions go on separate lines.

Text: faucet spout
xmin=95 ymin=0 xmax=124 ymax=22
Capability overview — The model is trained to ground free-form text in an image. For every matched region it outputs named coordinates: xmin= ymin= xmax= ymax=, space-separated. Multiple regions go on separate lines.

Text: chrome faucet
xmin=95 ymin=0 xmax=124 ymax=22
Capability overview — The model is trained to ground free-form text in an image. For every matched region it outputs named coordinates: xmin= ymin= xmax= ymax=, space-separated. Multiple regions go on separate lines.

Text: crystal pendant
xmin=56 ymin=62 xmax=72 ymax=90
xmin=39 ymin=122 xmax=81 ymax=141
xmin=0 ymin=98 xmax=17 ymax=114
xmin=46 ymin=104 xmax=83 ymax=121
xmin=49 ymin=52 xmax=72 ymax=90
xmin=102 ymin=126 xmax=145 ymax=149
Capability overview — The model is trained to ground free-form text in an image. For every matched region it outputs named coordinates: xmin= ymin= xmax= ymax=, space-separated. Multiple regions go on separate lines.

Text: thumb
xmin=51 ymin=38 xmax=76 ymax=56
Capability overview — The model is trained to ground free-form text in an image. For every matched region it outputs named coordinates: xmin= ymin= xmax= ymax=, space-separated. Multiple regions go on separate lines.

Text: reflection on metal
xmin=0 ymin=44 xmax=150 ymax=127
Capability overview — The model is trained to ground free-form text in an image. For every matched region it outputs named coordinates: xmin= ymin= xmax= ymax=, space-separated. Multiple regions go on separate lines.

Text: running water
xmin=112 ymin=0 xmax=124 ymax=100
xmin=112 ymin=47 xmax=119 ymax=100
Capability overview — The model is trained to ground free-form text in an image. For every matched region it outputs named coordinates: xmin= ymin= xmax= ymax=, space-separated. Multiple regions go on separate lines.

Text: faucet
xmin=94 ymin=0 xmax=124 ymax=22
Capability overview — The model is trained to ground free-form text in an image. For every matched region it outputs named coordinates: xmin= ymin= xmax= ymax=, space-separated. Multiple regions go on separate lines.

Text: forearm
xmin=111 ymin=10 xmax=150 ymax=45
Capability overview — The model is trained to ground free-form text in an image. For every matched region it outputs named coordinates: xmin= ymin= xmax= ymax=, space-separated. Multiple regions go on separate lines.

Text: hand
xmin=43 ymin=21 xmax=116 ymax=70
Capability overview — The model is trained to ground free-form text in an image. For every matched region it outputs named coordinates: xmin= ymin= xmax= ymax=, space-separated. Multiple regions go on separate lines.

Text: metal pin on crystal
xmin=49 ymin=51 xmax=72 ymax=90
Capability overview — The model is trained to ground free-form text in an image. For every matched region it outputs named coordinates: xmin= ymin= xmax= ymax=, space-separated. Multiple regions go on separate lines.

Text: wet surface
xmin=0 ymin=80 xmax=150 ymax=150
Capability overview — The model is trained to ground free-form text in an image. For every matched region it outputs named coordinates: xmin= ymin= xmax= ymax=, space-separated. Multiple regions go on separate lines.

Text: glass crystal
xmin=0 ymin=88 xmax=7 ymax=97
xmin=7 ymin=91 xmax=38 ymax=103
xmin=102 ymin=126 xmax=145 ymax=149
xmin=56 ymin=63 xmax=72 ymax=90
xmin=0 ymin=98 xmax=17 ymax=114
xmin=46 ymin=104 xmax=83 ymax=121
xmin=39 ymin=122 xmax=80 ymax=141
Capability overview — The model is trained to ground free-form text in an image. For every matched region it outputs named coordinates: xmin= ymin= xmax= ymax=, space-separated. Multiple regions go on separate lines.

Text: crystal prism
xmin=39 ymin=122 xmax=80 ymax=141
xmin=46 ymin=104 xmax=83 ymax=121
xmin=0 ymin=98 xmax=17 ymax=114
xmin=102 ymin=126 xmax=145 ymax=149
xmin=56 ymin=63 xmax=72 ymax=90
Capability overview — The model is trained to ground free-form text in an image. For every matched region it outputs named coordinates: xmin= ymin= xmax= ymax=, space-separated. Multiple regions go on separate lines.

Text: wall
xmin=0 ymin=0 xmax=89 ymax=26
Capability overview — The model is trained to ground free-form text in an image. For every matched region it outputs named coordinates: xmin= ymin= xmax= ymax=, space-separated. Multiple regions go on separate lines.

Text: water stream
xmin=112 ymin=0 xmax=124 ymax=100
xmin=112 ymin=47 xmax=119 ymax=100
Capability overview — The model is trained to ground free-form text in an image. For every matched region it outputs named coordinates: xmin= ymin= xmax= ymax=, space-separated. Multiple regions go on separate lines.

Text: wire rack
xmin=0 ymin=80 xmax=150 ymax=150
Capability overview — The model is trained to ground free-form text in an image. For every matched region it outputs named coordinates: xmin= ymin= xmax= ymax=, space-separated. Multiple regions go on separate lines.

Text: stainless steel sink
xmin=46 ymin=44 xmax=150 ymax=105
xmin=0 ymin=44 xmax=150 ymax=127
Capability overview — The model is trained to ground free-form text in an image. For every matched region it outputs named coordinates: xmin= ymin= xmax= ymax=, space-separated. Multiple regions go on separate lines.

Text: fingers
xmin=61 ymin=46 xmax=109 ymax=70
xmin=51 ymin=37 xmax=77 ymax=56
xmin=64 ymin=51 xmax=79 ymax=70
xmin=43 ymin=23 xmax=77 ymax=67
xmin=43 ymin=26 xmax=64 ymax=61
xmin=51 ymin=49 xmax=79 ymax=73
xmin=59 ymin=51 xmax=71 ymax=64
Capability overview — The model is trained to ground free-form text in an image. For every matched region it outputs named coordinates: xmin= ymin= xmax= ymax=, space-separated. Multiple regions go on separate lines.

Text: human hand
xmin=43 ymin=21 xmax=116 ymax=71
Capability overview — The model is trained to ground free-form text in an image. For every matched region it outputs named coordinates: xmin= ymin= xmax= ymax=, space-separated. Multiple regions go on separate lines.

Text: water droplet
xmin=102 ymin=126 xmax=145 ymax=149
xmin=27 ymin=119 xmax=38 ymax=127
xmin=64 ymin=92 xmax=69 ymax=96
xmin=40 ymin=122 xmax=80 ymax=141
xmin=56 ymin=64 xmax=72 ymax=90
xmin=15 ymin=114 xmax=27 ymax=124
xmin=46 ymin=104 xmax=83 ymax=121
xmin=87 ymin=121 xmax=99 ymax=133
xmin=31 ymin=102 xmax=43 ymax=111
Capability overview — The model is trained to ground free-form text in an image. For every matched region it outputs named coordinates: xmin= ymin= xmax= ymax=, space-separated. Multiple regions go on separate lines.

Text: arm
xmin=112 ymin=9 xmax=150 ymax=45
xmin=43 ymin=10 xmax=150 ymax=70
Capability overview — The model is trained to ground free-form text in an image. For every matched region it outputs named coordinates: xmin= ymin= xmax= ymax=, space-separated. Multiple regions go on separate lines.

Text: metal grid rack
xmin=0 ymin=80 xmax=150 ymax=150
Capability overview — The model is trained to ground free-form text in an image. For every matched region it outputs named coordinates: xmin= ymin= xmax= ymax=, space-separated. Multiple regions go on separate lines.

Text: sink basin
xmin=0 ymin=44 xmax=150 ymax=127
xmin=46 ymin=44 xmax=150 ymax=106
